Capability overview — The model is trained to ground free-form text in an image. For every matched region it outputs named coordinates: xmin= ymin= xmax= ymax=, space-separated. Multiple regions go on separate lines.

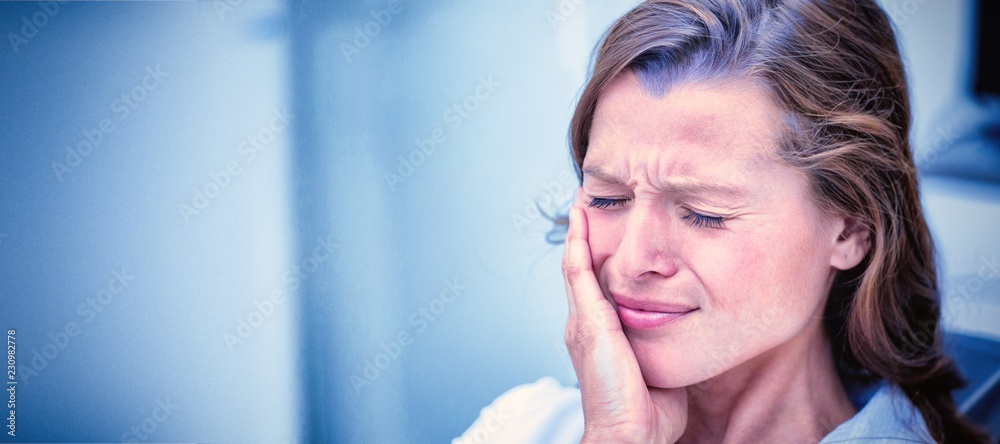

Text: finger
xmin=563 ymin=207 xmax=579 ymax=317
xmin=564 ymin=187 xmax=587 ymax=317
xmin=562 ymin=206 xmax=611 ymax=318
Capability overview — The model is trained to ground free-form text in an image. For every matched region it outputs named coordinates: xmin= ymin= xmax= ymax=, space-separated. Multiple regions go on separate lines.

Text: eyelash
xmin=587 ymin=197 xmax=630 ymax=209
xmin=681 ymin=210 xmax=725 ymax=229
xmin=587 ymin=197 xmax=726 ymax=228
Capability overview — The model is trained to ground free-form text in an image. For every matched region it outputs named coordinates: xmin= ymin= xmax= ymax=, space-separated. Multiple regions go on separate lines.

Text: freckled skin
xmin=582 ymin=73 xmax=841 ymax=389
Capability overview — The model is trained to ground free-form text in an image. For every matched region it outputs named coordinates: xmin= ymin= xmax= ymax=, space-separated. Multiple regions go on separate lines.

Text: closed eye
xmin=588 ymin=197 xmax=631 ymax=209
xmin=682 ymin=209 xmax=725 ymax=228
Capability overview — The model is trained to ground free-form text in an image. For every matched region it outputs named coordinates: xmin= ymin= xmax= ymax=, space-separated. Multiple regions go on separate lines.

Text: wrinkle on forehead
xmin=586 ymin=73 xmax=785 ymax=188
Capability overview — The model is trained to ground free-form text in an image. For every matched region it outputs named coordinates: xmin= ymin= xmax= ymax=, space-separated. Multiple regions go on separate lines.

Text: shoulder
xmin=453 ymin=377 xmax=584 ymax=444
xmin=820 ymin=384 xmax=935 ymax=443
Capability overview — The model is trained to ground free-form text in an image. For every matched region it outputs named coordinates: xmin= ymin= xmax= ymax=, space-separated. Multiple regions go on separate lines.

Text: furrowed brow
xmin=581 ymin=166 xmax=626 ymax=184
xmin=657 ymin=178 xmax=749 ymax=199
xmin=583 ymin=166 xmax=748 ymax=198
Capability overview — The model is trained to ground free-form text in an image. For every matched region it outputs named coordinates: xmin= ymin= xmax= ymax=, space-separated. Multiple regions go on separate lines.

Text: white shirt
xmin=454 ymin=377 xmax=934 ymax=443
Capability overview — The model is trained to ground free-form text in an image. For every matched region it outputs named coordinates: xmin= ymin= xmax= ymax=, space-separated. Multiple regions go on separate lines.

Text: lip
xmin=612 ymin=293 xmax=697 ymax=330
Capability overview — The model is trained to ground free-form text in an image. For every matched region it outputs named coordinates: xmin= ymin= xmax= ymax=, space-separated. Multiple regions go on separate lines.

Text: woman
xmin=456 ymin=0 xmax=991 ymax=442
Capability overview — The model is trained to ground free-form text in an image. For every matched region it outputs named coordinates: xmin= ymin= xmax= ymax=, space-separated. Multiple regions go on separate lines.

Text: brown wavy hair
xmin=564 ymin=0 xmax=991 ymax=442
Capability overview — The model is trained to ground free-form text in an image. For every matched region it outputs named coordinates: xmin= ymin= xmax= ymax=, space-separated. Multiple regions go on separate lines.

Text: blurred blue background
xmin=0 ymin=0 xmax=996 ymax=442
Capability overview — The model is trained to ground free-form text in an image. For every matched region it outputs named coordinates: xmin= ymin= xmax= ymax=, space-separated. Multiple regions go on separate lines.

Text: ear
xmin=830 ymin=217 xmax=871 ymax=270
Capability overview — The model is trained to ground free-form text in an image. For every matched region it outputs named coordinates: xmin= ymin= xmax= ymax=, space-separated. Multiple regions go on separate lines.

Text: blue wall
xmin=0 ymin=1 xmax=299 ymax=442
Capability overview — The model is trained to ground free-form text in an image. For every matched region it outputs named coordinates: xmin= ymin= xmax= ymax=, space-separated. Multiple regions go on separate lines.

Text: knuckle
xmin=563 ymin=263 xmax=580 ymax=282
xmin=575 ymin=329 xmax=598 ymax=351
xmin=562 ymin=262 xmax=585 ymax=281
xmin=567 ymin=320 xmax=598 ymax=349
xmin=561 ymin=253 xmax=573 ymax=270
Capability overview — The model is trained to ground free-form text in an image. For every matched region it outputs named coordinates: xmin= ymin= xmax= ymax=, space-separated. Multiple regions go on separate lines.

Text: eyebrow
xmin=582 ymin=166 xmax=750 ymax=198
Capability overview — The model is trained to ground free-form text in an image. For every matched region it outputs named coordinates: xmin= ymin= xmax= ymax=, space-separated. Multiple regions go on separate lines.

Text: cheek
xmin=690 ymin=234 xmax=766 ymax=311
xmin=699 ymin=221 xmax=831 ymax=340
xmin=756 ymin=222 xmax=831 ymax=302
xmin=583 ymin=208 xmax=623 ymax=274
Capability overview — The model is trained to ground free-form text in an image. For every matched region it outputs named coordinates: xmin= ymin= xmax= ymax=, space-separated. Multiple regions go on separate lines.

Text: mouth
xmin=612 ymin=294 xmax=697 ymax=330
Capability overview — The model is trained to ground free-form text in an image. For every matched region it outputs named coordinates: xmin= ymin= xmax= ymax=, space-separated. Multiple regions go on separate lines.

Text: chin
xmin=636 ymin=358 xmax=709 ymax=389
xmin=628 ymin=334 xmax=742 ymax=389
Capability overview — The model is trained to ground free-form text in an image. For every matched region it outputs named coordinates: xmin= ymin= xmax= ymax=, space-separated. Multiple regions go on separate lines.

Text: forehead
xmin=585 ymin=73 xmax=784 ymax=179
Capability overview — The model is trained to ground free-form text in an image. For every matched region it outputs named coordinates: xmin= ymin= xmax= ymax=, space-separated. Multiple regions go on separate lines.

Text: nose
xmin=613 ymin=199 xmax=679 ymax=281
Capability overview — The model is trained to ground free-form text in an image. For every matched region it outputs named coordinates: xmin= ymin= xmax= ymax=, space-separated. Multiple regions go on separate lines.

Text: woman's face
xmin=582 ymin=73 xmax=844 ymax=388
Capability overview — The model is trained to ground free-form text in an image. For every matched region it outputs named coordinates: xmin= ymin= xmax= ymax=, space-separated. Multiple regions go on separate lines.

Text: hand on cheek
xmin=563 ymin=188 xmax=688 ymax=444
